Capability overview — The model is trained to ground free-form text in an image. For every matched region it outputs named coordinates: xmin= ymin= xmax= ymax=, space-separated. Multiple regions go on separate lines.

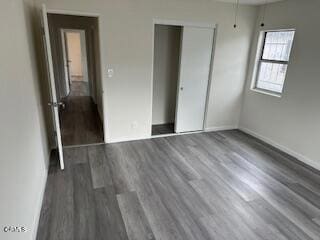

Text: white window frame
xmin=251 ymin=29 xmax=295 ymax=97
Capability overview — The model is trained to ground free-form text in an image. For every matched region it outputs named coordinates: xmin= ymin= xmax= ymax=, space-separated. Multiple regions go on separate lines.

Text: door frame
xmin=150 ymin=19 xmax=217 ymax=137
xmin=60 ymin=29 xmax=71 ymax=96
xmin=46 ymin=8 xmax=109 ymax=143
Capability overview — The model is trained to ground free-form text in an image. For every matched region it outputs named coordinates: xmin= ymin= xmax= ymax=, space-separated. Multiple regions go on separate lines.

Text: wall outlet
xmin=131 ymin=121 xmax=138 ymax=130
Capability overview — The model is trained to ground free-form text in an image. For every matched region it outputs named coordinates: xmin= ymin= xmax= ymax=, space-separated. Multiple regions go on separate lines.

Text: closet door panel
xmin=175 ymin=26 xmax=214 ymax=133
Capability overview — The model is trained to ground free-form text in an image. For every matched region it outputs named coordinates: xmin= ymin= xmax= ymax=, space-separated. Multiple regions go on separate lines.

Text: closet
xmin=152 ymin=23 xmax=214 ymax=136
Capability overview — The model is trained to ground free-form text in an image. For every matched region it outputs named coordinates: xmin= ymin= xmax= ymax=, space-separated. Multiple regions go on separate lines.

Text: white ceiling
xmin=215 ymin=0 xmax=285 ymax=5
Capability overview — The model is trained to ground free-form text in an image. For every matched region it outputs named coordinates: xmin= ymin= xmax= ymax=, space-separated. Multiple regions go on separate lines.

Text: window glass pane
xmin=256 ymin=62 xmax=288 ymax=93
xmin=262 ymin=31 xmax=295 ymax=61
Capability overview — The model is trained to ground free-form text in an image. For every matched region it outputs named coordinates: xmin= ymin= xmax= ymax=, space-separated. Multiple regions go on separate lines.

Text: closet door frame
xmin=150 ymin=19 xmax=216 ymax=136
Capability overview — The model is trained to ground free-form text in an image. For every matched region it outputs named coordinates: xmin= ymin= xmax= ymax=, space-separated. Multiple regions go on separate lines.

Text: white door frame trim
xmin=150 ymin=18 xmax=217 ymax=137
xmin=153 ymin=18 xmax=216 ymax=29
xmin=60 ymin=29 xmax=71 ymax=96
xmin=46 ymin=8 xmax=109 ymax=143
xmin=47 ymin=9 xmax=100 ymax=17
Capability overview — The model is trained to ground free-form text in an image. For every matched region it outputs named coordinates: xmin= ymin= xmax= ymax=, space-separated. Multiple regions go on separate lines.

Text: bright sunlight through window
xmin=253 ymin=30 xmax=295 ymax=95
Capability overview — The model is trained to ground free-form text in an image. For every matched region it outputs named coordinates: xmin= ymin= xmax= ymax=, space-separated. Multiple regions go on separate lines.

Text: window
xmin=253 ymin=30 xmax=295 ymax=95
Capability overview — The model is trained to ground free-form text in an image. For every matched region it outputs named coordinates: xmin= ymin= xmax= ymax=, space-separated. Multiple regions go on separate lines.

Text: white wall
xmin=240 ymin=0 xmax=320 ymax=170
xmin=152 ymin=25 xmax=180 ymax=125
xmin=35 ymin=0 xmax=257 ymax=142
xmin=0 ymin=0 xmax=50 ymax=239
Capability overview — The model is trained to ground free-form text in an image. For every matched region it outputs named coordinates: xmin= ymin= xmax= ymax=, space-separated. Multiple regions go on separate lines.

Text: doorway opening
xmin=152 ymin=22 xmax=215 ymax=137
xmin=152 ymin=25 xmax=181 ymax=136
xmin=48 ymin=13 xmax=104 ymax=147
xmin=62 ymin=30 xmax=89 ymax=96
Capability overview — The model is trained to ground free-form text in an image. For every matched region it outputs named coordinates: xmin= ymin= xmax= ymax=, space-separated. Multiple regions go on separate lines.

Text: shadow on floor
xmin=152 ymin=123 xmax=174 ymax=136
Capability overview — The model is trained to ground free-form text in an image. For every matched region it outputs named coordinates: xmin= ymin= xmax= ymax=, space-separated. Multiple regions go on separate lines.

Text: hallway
xmin=60 ymin=82 xmax=104 ymax=146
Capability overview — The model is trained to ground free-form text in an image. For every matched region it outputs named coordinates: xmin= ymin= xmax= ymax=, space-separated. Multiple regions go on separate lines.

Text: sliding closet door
xmin=175 ymin=26 xmax=214 ymax=133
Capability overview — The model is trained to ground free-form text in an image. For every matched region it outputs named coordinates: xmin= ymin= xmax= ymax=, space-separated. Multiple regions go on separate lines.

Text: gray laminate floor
xmin=60 ymin=79 xmax=104 ymax=146
xmin=60 ymin=96 xmax=104 ymax=146
xmin=36 ymin=130 xmax=320 ymax=240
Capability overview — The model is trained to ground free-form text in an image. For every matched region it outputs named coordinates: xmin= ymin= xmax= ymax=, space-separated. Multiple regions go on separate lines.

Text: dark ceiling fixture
xmin=261 ymin=0 xmax=268 ymax=27
xmin=234 ymin=0 xmax=240 ymax=28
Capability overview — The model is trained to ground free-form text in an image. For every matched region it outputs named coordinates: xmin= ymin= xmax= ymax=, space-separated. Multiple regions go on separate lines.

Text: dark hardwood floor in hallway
xmin=36 ymin=130 xmax=320 ymax=240
xmin=60 ymin=81 xmax=104 ymax=146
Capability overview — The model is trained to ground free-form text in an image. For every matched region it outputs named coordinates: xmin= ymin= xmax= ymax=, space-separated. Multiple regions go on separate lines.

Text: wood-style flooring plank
xmin=190 ymin=178 xmax=289 ymax=240
xmin=93 ymin=187 xmax=129 ymax=240
xmin=37 ymin=166 xmax=74 ymax=240
xmin=117 ymin=191 xmax=155 ymax=240
xmin=223 ymin=153 xmax=320 ymax=239
xmin=73 ymin=163 xmax=97 ymax=240
xmin=37 ymin=130 xmax=320 ymax=240
xmin=88 ymin=145 xmax=112 ymax=189
xmin=217 ymin=130 xmax=320 ymax=191
xmin=249 ymin=198 xmax=313 ymax=240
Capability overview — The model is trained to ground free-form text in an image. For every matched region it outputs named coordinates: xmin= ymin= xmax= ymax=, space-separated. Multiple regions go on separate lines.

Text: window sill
xmin=250 ymin=88 xmax=282 ymax=98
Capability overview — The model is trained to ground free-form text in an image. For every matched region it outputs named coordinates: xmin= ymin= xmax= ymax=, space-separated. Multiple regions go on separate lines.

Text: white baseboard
xmin=108 ymin=135 xmax=150 ymax=144
xmin=205 ymin=125 xmax=238 ymax=132
xmin=32 ymin=168 xmax=48 ymax=240
xmin=240 ymin=127 xmax=320 ymax=172
xmin=109 ymin=126 xmax=238 ymax=143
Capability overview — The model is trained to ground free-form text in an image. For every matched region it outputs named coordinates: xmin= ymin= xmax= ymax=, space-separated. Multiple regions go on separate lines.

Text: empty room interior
xmin=1 ymin=0 xmax=320 ymax=240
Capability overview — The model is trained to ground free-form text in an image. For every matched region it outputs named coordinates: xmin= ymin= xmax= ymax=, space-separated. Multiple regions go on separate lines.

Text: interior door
xmin=41 ymin=4 xmax=65 ymax=169
xmin=175 ymin=26 xmax=214 ymax=133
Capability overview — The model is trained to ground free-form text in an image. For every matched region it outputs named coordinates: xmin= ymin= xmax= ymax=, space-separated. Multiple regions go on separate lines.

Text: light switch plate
xmin=107 ymin=68 xmax=114 ymax=78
